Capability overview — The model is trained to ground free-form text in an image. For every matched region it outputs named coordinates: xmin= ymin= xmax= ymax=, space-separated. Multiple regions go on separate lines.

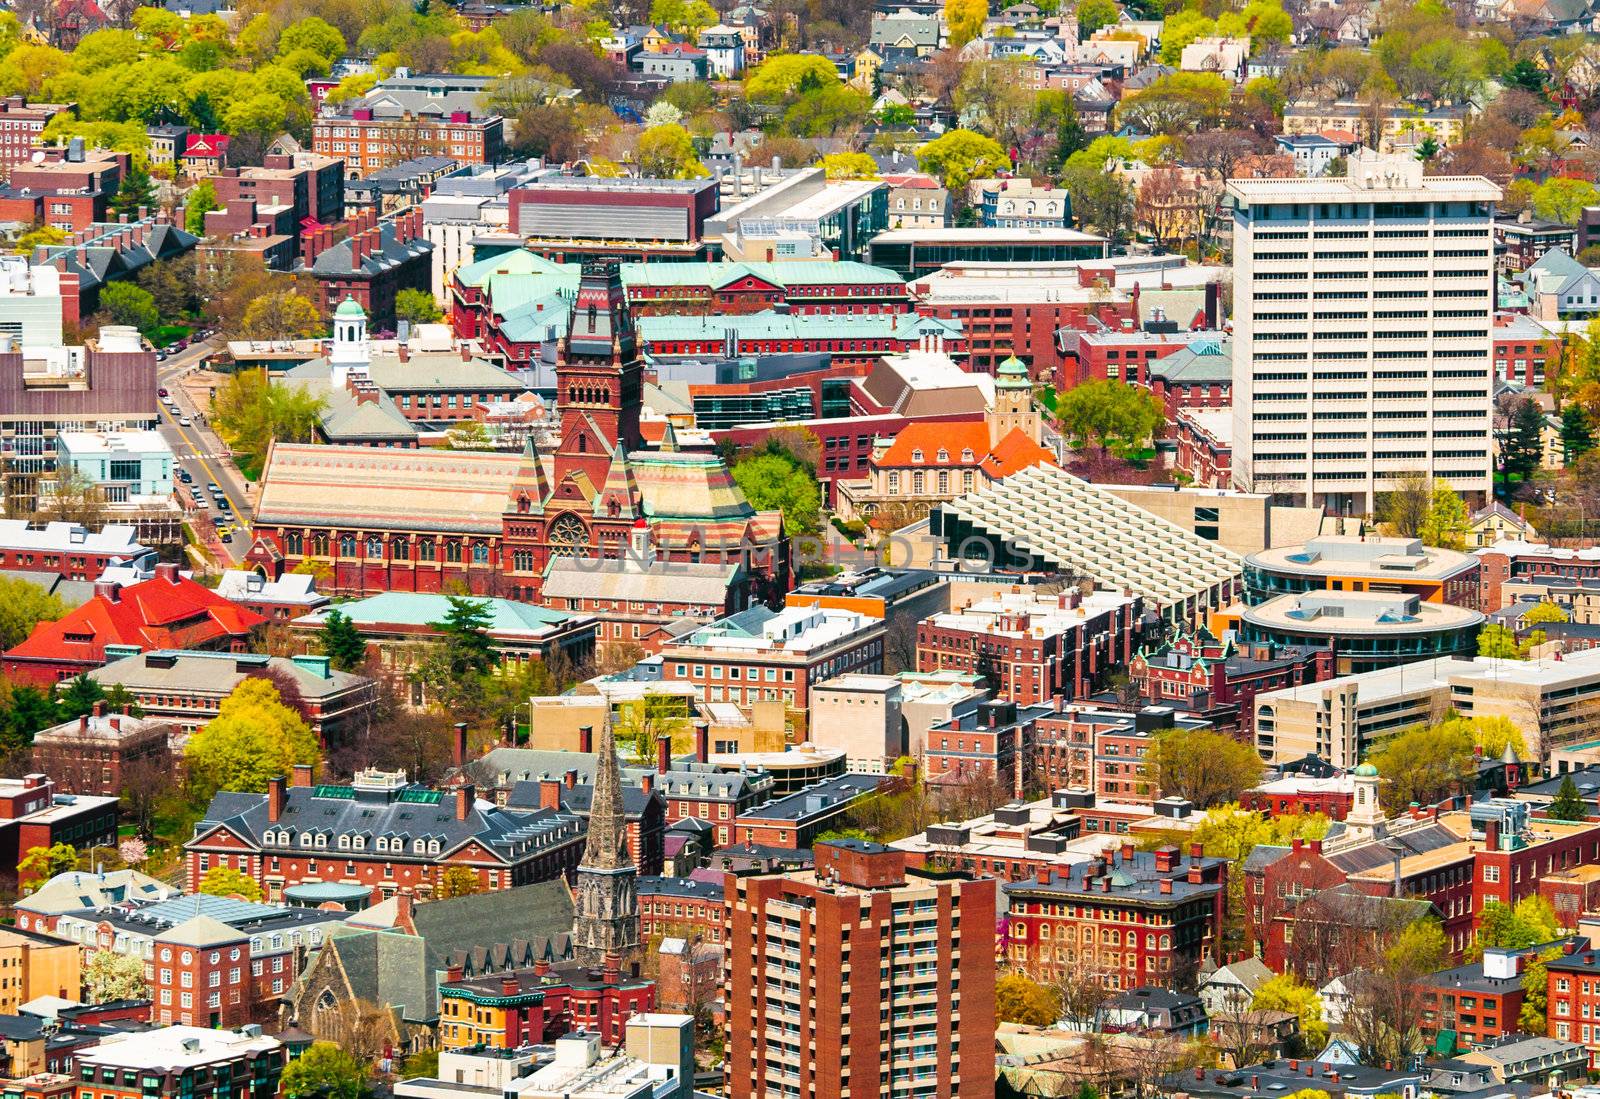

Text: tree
xmin=17 ymin=843 xmax=78 ymax=893
xmin=109 ymin=163 xmax=156 ymax=220
xmin=1521 ymin=947 xmax=1561 ymax=1034
xmin=319 ymin=609 xmax=367 ymax=672
xmin=281 ymin=1043 xmax=367 ymax=1099
xmin=1561 ymin=404 xmax=1594 ymax=463
xmin=1416 ymin=479 xmax=1470 ymax=550
xmin=1532 ymin=177 xmax=1600 ymax=225
xmin=1524 ymin=600 xmax=1570 ymax=626
xmin=1377 ymin=470 xmax=1431 ymax=537
xmin=945 ymin=0 xmax=987 ymax=47
xmin=185 ymin=179 xmax=219 ymax=235
xmin=435 ymin=865 xmax=482 ymax=899
xmin=638 ymin=123 xmax=706 ymax=179
xmin=83 ymin=950 xmax=149 ymax=1003
xmin=239 ymin=291 xmax=323 ymax=340
xmin=1149 ymin=728 xmax=1263 ymax=808
xmin=1477 ymin=623 xmax=1543 ymax=660
xmin=1076 ymin=0 xmax=1117 ymax=35
xmin=1368 ymin=721 xmax=1475 ymax=812
xmin=99 ymin=282 xmax=159 ymax=334
xmin=1056 ymin=379 xmax=1164 ymax=458
xmin=614 ymin=693 xmax=693 ymax=763
xmin=1052 ymin=969 xmax=1113 ymax=1032
xmin=392 ymin=287 xmax=442 ymax=326
xmin=1550 ymin=774 xmax=1589 ymax=821
xmin=916 ymin=128 xmax=1010 ymax=193
xmin=211 ymin=366 xmax=326 ymax=477
xmin=731 ymin=452 xmax=821 ymax=536
xmin=1502 ymin=396 xmax=1547 ymax=490
xmin=514 ymin=104 xmax=585 ymax=162
xmin=818 ymin=152 xmax=879 ymax=180
xmin=279 ymin=16 xmax=346 ymax=64
xmin=1473 ymin=896 xmax=1563 ymax=956
xmin=199 ymin=865 xmax=264 ymax=901
xmin=996 ymin=972 xmax=1058 ymax=1025
xmin=184 ymin=678 xmax=321 ymax=798
xmin=0 ymin=576 xmax=67 ymax=649
xmin=1252 ymin=973 xmax=1327 ymax=1054
xmin=1115 ymin=72 xmax=1231 ymax=134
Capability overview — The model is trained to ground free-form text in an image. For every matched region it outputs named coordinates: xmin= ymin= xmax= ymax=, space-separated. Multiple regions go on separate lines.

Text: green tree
xmin=199 ymin=865 xmax=264 ymax=901
xmin=185 ymin=179 xmax=219 ymax=235
xmin=279 ymin=17 xmax=346 ymax=64
xmin=83 ymin=950 xmax=149 ymax=1003
xmin=109 ymin=164 xmax=156 ymax=221
xmin=211 ymin=366 xmax=327 ymax=477
xmin=1550 ymin=774 xmax=1589 ymax=821
xmin=1149 ymin=728 xmax=1263 ymax=808
xmin=319 ymin=609 xmax=368 ymax=672
xmin=1502 ymin=396 xmax=1547 ymax=487
xmin=818 ymin=152 xmax=879 ymax=180
xmin=1477 ymin=623 xmax=1543 ymax=660
xmin=99 ymin=283 xmax=159 ymax=334
xmin=1561 ymin=404 xmax=1594 ymax=462
xmin=281 ymin=1043 xmax=367 ymax=1099
xmin=1533 ymin=177 xmax=1600 ymax=225
xmin=395 ymin=288 xmax=442 ymax=325
xmin=1387 ymin=915 xmax=1449 ymax=974
xmin=1524 ymin=600 xmax=1570 ymax=626
xmin=744 ymin=54 xmax=840 ymax=103
xmin=13 ymin=224 xmax=68 ymax=254
xmin=1367 ymin=721 xmax=1476 ymax=812
xmin=1473 ymin=896 xmax=1562 ymax=956
xmin=945 ymin=0 xmax=988 ymax=47
xmin=184 ymin=678 xmax=321 ymax=798
xmin=1 ymin=684 xmax=56 ymax=752
xmin=1520 ymin=947 xmax=1562 ymax=1033
xmin=916 ymin=128 xmax=1010 ymax=193
xmin=1252 ymin=973 xmax=1327 ymax=1053
xmin=1075 ymin=0 xmax=1117 ymax=35
xmin=1055 ymin=379 xmax=1164 ymax=456
xmin=0 ymin=576 xmax=68 ymax=650
xmin=1158 ymin=10 xmax=1215 ymax=64
xmin=730 ymin=452 xmax=820 ymax=536
xmin=431 ymin=596 xmax=497 ymax=678
xmin=638 ymin=123 xmax=707 ymax=179
xmin=1418 ymin=479 xmax=1469 ymax=550
xmin=996 ymin=972 xmax=1058 ymax=1025
xmin=1115 ymin=72 xmax=1231 ymax=134
xmin=17 ymin=843 xmax=78 ymax=893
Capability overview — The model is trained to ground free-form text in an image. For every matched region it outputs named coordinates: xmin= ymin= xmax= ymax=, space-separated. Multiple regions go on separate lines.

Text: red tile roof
xmin=980 ymin=428 xmax=1058 ymax=478
xmin=877 ymin=421 xmax=1056 ymax=479
xmin=4 ymin=570 xmax=264 ymax=671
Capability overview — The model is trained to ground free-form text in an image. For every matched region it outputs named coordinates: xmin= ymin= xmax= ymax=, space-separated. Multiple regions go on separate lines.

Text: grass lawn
xmin=1036 ymin=385 xmax=1059 ymax=415
xmin=149 ymin=324 xmax=192 ymax=348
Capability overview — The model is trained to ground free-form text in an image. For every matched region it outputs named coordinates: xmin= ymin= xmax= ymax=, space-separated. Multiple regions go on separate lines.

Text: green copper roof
xmin=997 ymin=353 xmax=1030 ymax=387
xmin=334 ymin=296 xmax=367 ymax=319
xmin=1354 ymin=762 xmax=1378 ymax=777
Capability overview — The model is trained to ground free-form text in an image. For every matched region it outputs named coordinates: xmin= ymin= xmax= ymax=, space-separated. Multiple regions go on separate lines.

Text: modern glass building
xmin=868 ymin=227 xmax=1108 ymax=279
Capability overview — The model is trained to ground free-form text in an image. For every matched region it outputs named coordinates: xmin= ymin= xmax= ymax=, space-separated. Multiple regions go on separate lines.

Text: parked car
xmin=178 ymin=417 xmax=191 ymax=427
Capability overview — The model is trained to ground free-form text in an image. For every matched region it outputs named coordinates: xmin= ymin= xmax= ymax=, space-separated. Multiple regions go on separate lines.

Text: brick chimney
xmin=453 ymin=722 xmax=468 ymax=768
xmin=563 ymin=768 xmax=578 ymax=790
xmin=641 ymin=773 xmax=655 ymax=796
xmin=155 ymin=561 xmax=180 ymax=584
xmin=694 ymin=722 xmax=709 ymax=763
xmin=93 ymin=580 xmax=120 ymax=603
xmin=579 ymin=725 xmax=594 ymax=754
xmin=78 ymin=714 xmax=89 ymax=734
xmin=92 ymin=700 xmax=106 ymax=718
xmin=268 ymin=775 xmax=287 ymax=822
xmin=456 ymin=782 xmax=475 ymax=821
xmin=657 ymin=734 xmax=671 ymax=774
xmin=539 ymin=778 xmax=562 ymax=810
xmin=1159 ymin=878 xmax=1173 ymax=894
xmin=501 ymin=975 xmax=518 ymax=996
xmin=291 ymin=762 xmax=314 ymax=787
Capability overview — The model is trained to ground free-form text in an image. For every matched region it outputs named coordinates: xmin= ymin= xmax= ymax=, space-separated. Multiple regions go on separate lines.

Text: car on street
xmin=177 ymin=470 xmax=192 ymax=484
xmin=206 ymin=482 xmax=219 ymax=492
xmin=179 ymin=417 xmax=191 ymax=427
xmin=158 ymin=387 xmax=168 ymax=397
xmin=219 ymin=532 xmax=232 ymax=544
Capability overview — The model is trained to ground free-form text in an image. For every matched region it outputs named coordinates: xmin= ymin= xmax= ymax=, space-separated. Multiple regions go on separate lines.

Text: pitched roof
xmin=4 ymin=573 xmax=264 ymax=667
xmin=981 ymin=428 xmax=1057 ymax=479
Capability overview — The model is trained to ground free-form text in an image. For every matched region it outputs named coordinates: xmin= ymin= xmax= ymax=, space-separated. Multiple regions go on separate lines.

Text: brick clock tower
xmin=502 ymin=262 xmax=651 ymax=598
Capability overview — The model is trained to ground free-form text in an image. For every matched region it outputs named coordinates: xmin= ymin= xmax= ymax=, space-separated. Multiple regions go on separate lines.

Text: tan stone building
xmin=0 ymin=927 xmax=81 ymax=1013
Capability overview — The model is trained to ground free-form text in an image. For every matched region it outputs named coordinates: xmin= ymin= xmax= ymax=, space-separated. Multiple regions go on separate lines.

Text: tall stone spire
xmin=570 ymin=713 xmax=640 ymax=963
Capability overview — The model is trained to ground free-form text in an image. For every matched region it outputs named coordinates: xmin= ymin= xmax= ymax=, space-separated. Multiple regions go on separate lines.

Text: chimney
xmin=92 ymin=700 xmax=106 ymax=718
xmin=268 ymin=776 xmax=287 ymax=822
xmin=1035 ymin=866 xmax=1051 ymax=885
xmin=533 ymin=958 xmax=551 ymax=977
xmin=603 ymin=957 xmax=620 ymax=985
xmin=579 ymin=725 xmax=594 ymax=754
xmin=94 ymin=580 xmax=119 ymax=603
xmin=656 ymin=733 xmax=672 ymax=774
xmin=694 ymin=722 xmax=710 ymax=763
xmin=453 ymin=722 xmax=468 ymax=768
xmin=1189 ymin=842 xmax=1203 ymax=863
xmin=1485 ymin=818 xmax=1500 ymax=851
xmin=455 ymin=783 xmax=475 ymax=821
xmin=1188 ymin=861 xmax=1202 ymax=885
xmin=563 ymin=768 xmax=578 ymax=789
xmin=540 ymin=778 xmax=562 ymax=810
xmin=1120 ymin=840 xmax=1134 ymax=863
xmin=1292 ymin=837 xmax=1303 ymax=851
xmin=501 ymin=975 xmax=518 ymax=996
xmin=1159 ymin=877 xmax=1173 ymax=894
xmin=155 ymin=561 xmax=180 ymax=584
xmin=641 ymin=773 xmax=655 ymax=796
xmin=78 ymin=714 xmax=88 ymax=734
xmin=291 ymin=763 xmax=313 ymax=787
xmin=1310 ymin=839 xmax=1322 ymax=854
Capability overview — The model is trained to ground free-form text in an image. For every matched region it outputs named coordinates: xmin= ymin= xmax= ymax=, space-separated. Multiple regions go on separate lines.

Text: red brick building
xmin=1241 ymin=775 xmax=1356 ymax=820
xmin=1476 ymin=543 xmax=1600 ymax=612
xmin=150 ymin=916 xmax=251 ymax=1028
xmin=1032 ymin=706 xmax=1208 ymax=806
xmin=638 ymin=875 xmax=728 ymax=944
xmin=730 ymin=774 xmax=887 ymax=849
xmin=623 ymin=260 xmax=909 ymax=317
xmin=1174 ymin=406 xmax=1233 ymax=489
xmin=1418 ymin=942 xmax=1580 ymax=1055
xmin=1054 ymin=326 xmax=1208 ymax=390
xmin=1 ymin=565 xmax=264 ymax=686
xmin=917 ymin=589 xmax=1142 ymax=706
xmin=438 ymin=959 xmax=657 ymax=1049
xmin=1494 ymin=315 xmax=1561 ymax=388
xmin=306 ymin=207 xmax=432 ymax=329
xmin=0 ymin=98 xmax=70 ymax=175
xmin=312 ymin=105 xmax=505 ymax=175
xmin=1128 ymin=623 xmax=1331 ymax=736
xmin=724 ymin=840 xmax=995 ymax=1099
xmin=31 ymin=702 xmax=172 ymax=797
xmin=1545 ymin=945 xmax=1600 ymax=1064
xmin=1002 ymin=841 xmax=1227 ymax=992
xmin=185 ymin=767 xmax=587 ymax=903
xmin=0 ymin=774 xmax=119 ymax=890
xmin=0 ymin=521 xmax=153 ymax=584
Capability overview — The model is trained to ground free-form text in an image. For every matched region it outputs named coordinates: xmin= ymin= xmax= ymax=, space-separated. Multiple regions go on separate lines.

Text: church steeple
xmin=570 ymin=713 xmax=640 ymax=964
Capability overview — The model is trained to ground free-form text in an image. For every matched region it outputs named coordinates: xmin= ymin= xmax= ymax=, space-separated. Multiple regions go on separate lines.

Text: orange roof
xmin=877 ymin=421 xmax=994 ymax=468
xmin=980 ymin=428 xmax=1058 ymax=479
xmin=5 ymin=571 xmax=265 ymax=669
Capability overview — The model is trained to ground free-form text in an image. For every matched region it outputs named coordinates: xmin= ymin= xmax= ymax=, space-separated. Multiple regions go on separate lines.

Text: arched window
xmin=392 ymin=538 xmax=409 ymax=561
xmin=338 ymin=534 xmax=356 ymax=557
xmin=312 ymin=533 xmax=329 ymax=556
xmin=911 ymin=449 xmax=923 ymax=463
xmin=471 ymin=542 xmax=490 ymax=564
xmin=285 ymin=531 xmax=304 ymax=555
xmin=418 ymin=539 xmax=435 ymax=562
xmin=365 ymin=536 xmax=383 ymax=558
xmin=513 ymin=550 xmax=533 ymax=571
xmin=936 ymin=449 xmax=948 ymax=462
xmin=445 ymin=540 xmax=463 ymax=563
xmin=577 ymin=433 xmax=587 ymax=453
xmin=961 ymin=449 xmax=975 ymax=463
xmin=549 ymin=513 xmax=587 ymax=557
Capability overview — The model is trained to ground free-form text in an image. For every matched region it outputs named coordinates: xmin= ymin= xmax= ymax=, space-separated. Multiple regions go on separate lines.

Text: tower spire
xmin=570 ymin=711 xmax=640 ymax=963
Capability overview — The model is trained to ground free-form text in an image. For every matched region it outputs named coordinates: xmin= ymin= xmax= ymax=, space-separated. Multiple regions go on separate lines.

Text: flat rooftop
xmin=1247 ymin=534 xmax=1478 ymax=581
xmin=1243 ymin=591 xmax=1484 ymax=636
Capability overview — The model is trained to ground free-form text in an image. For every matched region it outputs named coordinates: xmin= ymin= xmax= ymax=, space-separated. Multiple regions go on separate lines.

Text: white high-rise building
xmin=1227 ymin=150 xmax=1500 ymax=516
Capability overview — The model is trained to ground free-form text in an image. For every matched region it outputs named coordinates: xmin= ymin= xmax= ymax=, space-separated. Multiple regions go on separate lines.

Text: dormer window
xmin=911 ymin=449 xmax=923 ymax=463
xmin=936 ymin=449 xmax=948 ymax=462
xmin=961 ymin=448 xmax=975 ymax=462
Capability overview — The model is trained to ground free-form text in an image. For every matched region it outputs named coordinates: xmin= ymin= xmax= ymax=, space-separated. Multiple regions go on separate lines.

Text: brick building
xmin=724 ymin=840 xmax=995 ymax=1099
xmin=438 ymin=959 xmax=657 ymax=1049
xmin=638 ymin=875 xmax=728 ymax=944
xmin=312 ymin=75 xmax=506 ymax=176
xmin=0 ymin=98 xmax=71 ymax=175
xmin=1032 ymin=705 xmax=1208 ymax=805
xmin=1054 ymin=326 xmax=1213 ymax=390
xmin=1174 ymin=407 xmax=1233 ymax=489
xmin=1127 ymin=622 xmax=1330 ymax=736
xmin=0 ymin=521 xmax=154 ymax=584
xmin=1546 ymin=946 xmax=1600 ymax=1065
xmin=730 ymin=774 xmax=887 ymax=849
xmin=0 ymin=146 xmax=124 ymax=233
xmin=1475 ymin=543 xmax=1600 ymax=612
xmin=654 ymin=767 xmax=774 ymax=848
xmin=1493 ymin=314 xmax=1561 ymax=388
xmin=0 ymin=774 xmax=118 ymax=888
xmin=1419 ymin=942 xmax=1580 ymax=1055
xmin=925 ymin=699 xmax=1047 ymax=798
xmin=1241 ymin=773 xmax=1357 ymax=820
xmin=916 ymin=588 xmax=1142 ymax=706
xmin=30 ymin=701 xmax=172 ymax=797
xmin=185 ymin=767 xmax=588 ymax=903
xmin=306 ymin=207 xmax=433 ymax=329
xmin=1002 ymin=841 xmax=1228 ymax=992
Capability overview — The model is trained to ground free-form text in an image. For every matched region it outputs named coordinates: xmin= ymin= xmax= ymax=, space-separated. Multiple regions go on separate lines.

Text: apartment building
xmin=724 ymin=840 xmax=995 ymax=1099
xmin=74 ymin=1028 xmax=287 ymax=1099
xmin=1227 ymin=150 xmax=1499 ymax=514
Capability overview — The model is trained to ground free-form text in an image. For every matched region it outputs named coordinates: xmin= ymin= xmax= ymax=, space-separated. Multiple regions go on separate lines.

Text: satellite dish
xmin=30 ymin=151 xmax=45 ymax=164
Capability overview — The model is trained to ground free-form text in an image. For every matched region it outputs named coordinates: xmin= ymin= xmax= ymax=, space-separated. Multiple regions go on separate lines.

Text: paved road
xmin=153 ymin=339 xmax=254 ymax=566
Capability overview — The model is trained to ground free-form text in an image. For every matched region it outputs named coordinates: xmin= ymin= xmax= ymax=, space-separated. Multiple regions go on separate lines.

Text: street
xmin=154 ymin=339 xmax=254 ymax=567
